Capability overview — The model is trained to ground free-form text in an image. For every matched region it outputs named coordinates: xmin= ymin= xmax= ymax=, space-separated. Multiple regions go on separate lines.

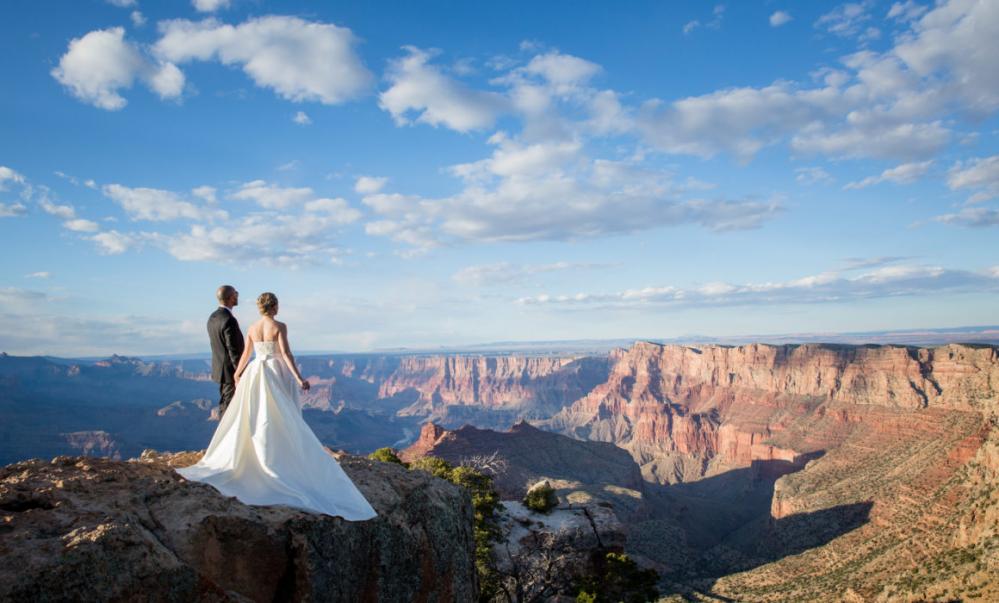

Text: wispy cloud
xmin=769 ymin=11 xmax=793 ymax=27
xmin=844 ymin=160 xmax=933 ymax=189
xmin=452 ymin=261 xmax=612 ymax=286
xmin=516 ymin=264 xmax=999 ymax=310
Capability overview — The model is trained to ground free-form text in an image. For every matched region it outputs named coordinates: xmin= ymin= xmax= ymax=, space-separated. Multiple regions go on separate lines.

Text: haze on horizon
xmin=1 ymin=0 xmax=998 ymax=357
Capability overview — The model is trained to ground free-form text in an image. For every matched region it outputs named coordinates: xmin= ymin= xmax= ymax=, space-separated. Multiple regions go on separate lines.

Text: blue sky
xmin=1 ymin=0 xmax=998 ymax=356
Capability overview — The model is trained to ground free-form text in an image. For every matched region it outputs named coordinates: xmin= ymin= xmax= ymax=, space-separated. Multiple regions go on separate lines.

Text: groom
xmin=208 ymin=285 xmax=245 ymax=417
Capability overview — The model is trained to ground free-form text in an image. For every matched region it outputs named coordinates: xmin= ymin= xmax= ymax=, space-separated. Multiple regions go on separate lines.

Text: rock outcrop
xmin=401 ymin=421 xmax=648 ymax=519
xmin=492 ymin=500 xmax=627 ymax=600
xmin=0 ymin=450 xmax=477 ymax=602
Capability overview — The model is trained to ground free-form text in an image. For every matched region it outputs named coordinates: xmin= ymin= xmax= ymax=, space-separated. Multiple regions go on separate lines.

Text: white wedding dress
xmin=177 ymin=340 xmax=377 ymax=520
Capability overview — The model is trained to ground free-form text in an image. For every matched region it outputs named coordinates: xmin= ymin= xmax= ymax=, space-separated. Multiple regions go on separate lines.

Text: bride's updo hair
xmin=257 ymin=292 xmax=278 ymax=316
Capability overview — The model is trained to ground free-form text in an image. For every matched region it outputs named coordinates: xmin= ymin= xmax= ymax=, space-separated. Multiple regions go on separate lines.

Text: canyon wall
xmin=379 ymin=355 xmax=610 ymax=422
xmin=546 ymin=342 xmax=999 ymax=483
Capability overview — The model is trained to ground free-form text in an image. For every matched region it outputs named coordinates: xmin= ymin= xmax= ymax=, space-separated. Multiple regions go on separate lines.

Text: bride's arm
xmin=277 ymin=323 xmax=309 ymax=390
xmin=233 ymin=330 xmax=254 ymax=385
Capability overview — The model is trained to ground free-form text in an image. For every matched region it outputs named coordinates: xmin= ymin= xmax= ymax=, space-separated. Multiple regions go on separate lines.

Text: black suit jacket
xmin=208 ymin=307 xmax=245 ymax=384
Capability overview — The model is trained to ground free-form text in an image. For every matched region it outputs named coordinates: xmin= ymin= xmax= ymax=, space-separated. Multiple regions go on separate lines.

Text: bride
xmin=177 ymin=292 xmax=377 ymax=520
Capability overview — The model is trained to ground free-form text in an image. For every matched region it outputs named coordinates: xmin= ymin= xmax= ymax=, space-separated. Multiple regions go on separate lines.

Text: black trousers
xmin=218 ymin=379 xmax=236 ymax=417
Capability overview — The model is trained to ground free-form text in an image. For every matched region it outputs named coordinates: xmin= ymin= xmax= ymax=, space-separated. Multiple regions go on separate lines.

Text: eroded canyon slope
xmin=539 ymin=341 xmax=998 ymax=601
xmin=401 ymin=420 xmax=649 ymax=518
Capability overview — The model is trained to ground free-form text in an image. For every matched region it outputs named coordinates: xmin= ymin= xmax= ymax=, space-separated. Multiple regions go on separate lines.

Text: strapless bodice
xmin=254 ymin=340 xmax=277 ymax=358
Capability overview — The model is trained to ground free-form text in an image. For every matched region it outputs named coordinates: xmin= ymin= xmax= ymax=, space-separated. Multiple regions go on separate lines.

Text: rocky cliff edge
xmin=0 ymin=450 xmax=477 ymax=602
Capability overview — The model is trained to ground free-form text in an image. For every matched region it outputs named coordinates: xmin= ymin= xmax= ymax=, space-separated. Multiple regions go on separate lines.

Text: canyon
xmin=2 ymin=340 xmax=997 ymax=600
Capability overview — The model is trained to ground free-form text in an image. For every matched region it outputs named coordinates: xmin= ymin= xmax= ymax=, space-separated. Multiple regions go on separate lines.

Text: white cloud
xmin=154 ymin=16 xmax=372 ymax=105
xmin=770 ymin=11 xmax=793 ymax=27
xmin=105 ymin=0 xmax=135 ymax=7
xmin=586 ymin=89 xmax=633 ymax=135
xmin=516 ymin=264 xmax=999 ymax=309
xmin=0 ymin=166 xmax=26 ymax=188
xmin=638 ymin=83 xmax=835 ymax=161
xmin=934 ymin=207 xmax=999 ymax=227
xmin=452 ymin=261 xmax=608 ymax=286
xmin=63 ymin=218 xmax=100 ymax=232
xmin=52 ymin=27 xmax=184 ymax=110
xmin=790 ymin=121 xmax=950 ymax=160
xmin=39 ymin=198 xmax=77 ymax=220
xmin=842 ymin=256 xmax=912 ymax=270
xmin=892 ymin=0 xmax=999 ymax=116
xmin=192 ymin=0 xmax=230 ymax=12
xmin=228 ymin=180 xmax=313 ymax=209
xmin=795 ymin=166 xmax=835 ymax=186
xmin=293 ymin=110 xmax=312 ymax=125
xmin=159 ymin=211 xmax=354 ymax=266
xmin=946 ymin=155 xmax=999 ymax=203
xmin=53 ymin=175 xmax=364 ymax=265
xmin=130 ymin=11 xmax=146 ymax=27
xmin=362 ymin=135 xmax=781 ymax=247
xmin=91 ymin=230 xmax=139 ymax=254
xmin=887 ymin=1 xmax=929 ymax=22
xmin=0 ymin=203 xmax=27 ymax=218
xmin=844 ymin=160 xmax=933 ymax=189
xmin=379 ymin=47 xmax=507 ymax=132
xmin=684 ymin=4 xmax=725 ymax=34
xmin=303 ymin=197 xmax=362 ymax=223
xmin=635 ymin=0 xmax=999 ymax=163
xmin=521 ymin=52 xmax=601 ymax=92
xmin=191 ymin=185 xmax=217 ymax=203
xmin=25 ymin=272 xmax=51 ymax=279
xmin=354 ymin=175 xmax=387 ymax=194
xmin=816 ymin=2 xmax=873 ymax=38
xmin=103 ymin=183 xmax=227 ymax=221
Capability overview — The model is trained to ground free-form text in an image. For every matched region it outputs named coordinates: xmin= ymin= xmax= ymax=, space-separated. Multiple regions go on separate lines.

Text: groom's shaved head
xmin=217 ymin=285 xmax=238 ymax=305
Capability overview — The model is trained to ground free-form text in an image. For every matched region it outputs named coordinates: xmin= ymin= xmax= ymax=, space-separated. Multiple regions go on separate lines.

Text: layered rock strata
xmin=546 ymin=342 xmax=999 ymax=483
xmin=380 ymin=355 xmax=610 ymax=422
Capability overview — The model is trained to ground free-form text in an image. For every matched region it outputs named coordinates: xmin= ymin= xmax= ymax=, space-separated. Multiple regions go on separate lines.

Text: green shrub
xmin=575 ymin=552 xmax=660 ymax=603
xmin=409 ymin=456 xmax=503 ymax=602
xmin=368 ymin=447 xmax=405 ymax=465
xmin=409 ymin=455 xmax=453 ymax=479
xmin=523 ymin=481 xmax=558 ymax=514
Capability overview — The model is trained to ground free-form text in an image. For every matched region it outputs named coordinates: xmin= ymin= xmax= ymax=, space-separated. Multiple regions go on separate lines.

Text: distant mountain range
xmin=14 ymin=324 xmax=997 ymax=362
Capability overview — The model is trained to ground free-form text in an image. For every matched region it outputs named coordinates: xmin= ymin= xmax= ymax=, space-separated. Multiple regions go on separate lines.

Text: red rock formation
xmin=546 ymin=342 xmax=999 ymax=483
xmin=379 ymin=355 xmax=608 ymax=418
xmin=402 ymin=422 xmax=450 ymax=460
